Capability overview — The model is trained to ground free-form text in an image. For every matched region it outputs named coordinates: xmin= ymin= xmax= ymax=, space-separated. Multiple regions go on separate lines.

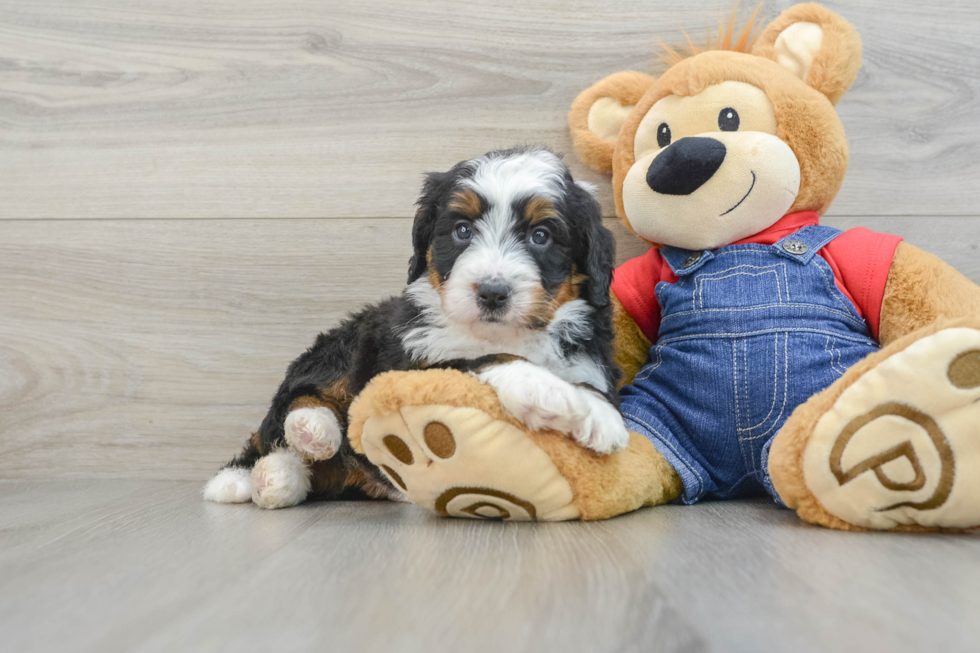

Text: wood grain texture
xmin=0 ymin=218 xmax=410 ymax=480
xmin=1 ymin=216 xmax=979 ymax=481
xmin=1 ymin=480 xmax=977 ymax=653
xmin=1 ymin=0 xmax=979 ymax=219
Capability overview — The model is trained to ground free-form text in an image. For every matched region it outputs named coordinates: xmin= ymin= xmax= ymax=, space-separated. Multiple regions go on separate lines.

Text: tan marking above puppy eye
xmin=525 ymin=196 xmax=558 ymax=224
xmin=448 ymin=189 xmax=482 ymax=219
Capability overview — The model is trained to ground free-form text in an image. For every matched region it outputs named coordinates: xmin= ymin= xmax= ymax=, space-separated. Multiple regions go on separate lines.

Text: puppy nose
xmin=646 ymin=137 xmax=727 ymax=195
xmin=476 ymin=282 xmax=511 ymax=311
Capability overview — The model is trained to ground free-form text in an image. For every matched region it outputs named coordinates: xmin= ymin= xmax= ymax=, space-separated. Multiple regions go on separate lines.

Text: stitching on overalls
xmin=812 ymin=255 xmax=863 ymax=318
xmin=824 ymin=335 xmax=848 ymax=376
xmin=739 ymin=333 xmax=790 ymax=443
xmin=734 ymin=339 xmax=756 ymax=473
xmin=658 ymin=328 xmax=876 ymax=346
xmin=632 ymin=345 xmax=663 ymax=382
xmin=695 ymin=265 xmax=785 ymax=309
xmin=709 ymin=246 xmax=769 ymax=260
xmin=733 ymin=338 xmax=742 ymax=429
xmin=738 ymin=334 xmax=782 ymax=432
xmin=659 ymin=303 xmax=867 ymax=326
xmin=676 ymin=248 xmax=774 ymax=309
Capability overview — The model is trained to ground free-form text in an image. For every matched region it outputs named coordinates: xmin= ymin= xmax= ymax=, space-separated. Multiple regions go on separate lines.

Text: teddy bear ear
xmin=568 ymin=71 xmax=656 ymax=174
xmin=752 ymin=3 xmax=862 ymax=106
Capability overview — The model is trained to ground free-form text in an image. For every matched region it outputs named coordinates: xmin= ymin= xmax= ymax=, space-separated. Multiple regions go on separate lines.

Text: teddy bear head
xmin=569 ymin=3 xmax=862 ymax=250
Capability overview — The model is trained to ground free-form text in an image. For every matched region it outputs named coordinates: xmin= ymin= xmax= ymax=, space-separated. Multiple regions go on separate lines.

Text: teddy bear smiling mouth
xmin=719 ymin=170 xmax=756 ymax=217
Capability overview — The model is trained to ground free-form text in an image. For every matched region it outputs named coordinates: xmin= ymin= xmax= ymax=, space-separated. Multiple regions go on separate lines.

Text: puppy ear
xmin=568 ymin=71 xmax=656 ymax=174
xmin=752 ymin=3 xmax=862 ymax=106
xmin=570 ymin=183 xmax=615 ymax=308
xmin=407 ymin=171 xmax=446 ymax=284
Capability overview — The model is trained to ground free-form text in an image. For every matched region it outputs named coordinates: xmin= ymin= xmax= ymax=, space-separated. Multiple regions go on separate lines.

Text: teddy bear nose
xmin=646 ymin=137 xmax=727 ymax=195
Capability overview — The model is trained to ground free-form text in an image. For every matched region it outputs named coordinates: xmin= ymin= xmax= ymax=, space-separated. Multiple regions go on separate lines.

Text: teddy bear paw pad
xmin=803 ymin=328 xmax=980 ymax=530
xmin=359 ymin=405 xmax=581 ymax=521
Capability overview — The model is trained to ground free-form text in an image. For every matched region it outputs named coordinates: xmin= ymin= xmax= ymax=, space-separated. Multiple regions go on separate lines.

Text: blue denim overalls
xmin=620 ymin=225 xmax=879 ymax=504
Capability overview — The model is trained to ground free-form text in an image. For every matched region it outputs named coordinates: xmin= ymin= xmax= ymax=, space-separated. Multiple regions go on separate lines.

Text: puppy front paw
xmin=475 ymin=361 xmax=627 ymax=454
xmin=476 ymin=361 xmax=585 ymax=431
xmin=571 ymin=391 xmax=630 ymax=455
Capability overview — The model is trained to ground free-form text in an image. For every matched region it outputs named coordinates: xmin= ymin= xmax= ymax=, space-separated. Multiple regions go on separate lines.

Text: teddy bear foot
xmin=772 ymin=320 xmax=980 ymax=532
xmin=357 ymin=404 xmax=580 ymax=521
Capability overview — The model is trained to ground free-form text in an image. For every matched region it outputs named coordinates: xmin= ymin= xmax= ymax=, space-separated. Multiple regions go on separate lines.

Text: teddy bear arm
xmin=878 ymin=242 xmax=980 ymax=347
xmin=611 ymin=291 xmax=652 ymax=388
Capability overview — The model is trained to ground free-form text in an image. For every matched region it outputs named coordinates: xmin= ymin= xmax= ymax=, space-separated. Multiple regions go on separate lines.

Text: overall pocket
xmin=734 ymin=333 xmax=790 ymax=474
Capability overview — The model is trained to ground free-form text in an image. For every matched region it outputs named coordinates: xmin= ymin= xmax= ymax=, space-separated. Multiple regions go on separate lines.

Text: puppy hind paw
xmin=202 ymin=467 xmax=252 ymax=503
xmin=251 ymin=450 xmax=311 ymax=509
xmin=284 ymin=407 xmax=343 ymax=461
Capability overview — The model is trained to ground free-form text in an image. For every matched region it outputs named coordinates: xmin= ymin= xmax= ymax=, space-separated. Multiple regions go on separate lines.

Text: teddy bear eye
xmin=718 ymin=107 xmax=740 ymax=131
xmin=656 ymin=122 xmax=671 ymax=148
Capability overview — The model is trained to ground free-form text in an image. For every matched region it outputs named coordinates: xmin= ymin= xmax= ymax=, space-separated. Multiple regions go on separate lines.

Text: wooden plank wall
xmin=2 ymin=0 xmax=979 ymax=480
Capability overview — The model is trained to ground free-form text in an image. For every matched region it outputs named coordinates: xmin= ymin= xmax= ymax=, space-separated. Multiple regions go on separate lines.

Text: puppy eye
xmin=657 ymin=122 xmax=671 ymax=148
xmin=453 ymin=221 xmax=472 ymax=242
xmin=718 ymin=107 xmax=740 ymax=131
xmin=529 ymin=227 xmax=551 ymax=247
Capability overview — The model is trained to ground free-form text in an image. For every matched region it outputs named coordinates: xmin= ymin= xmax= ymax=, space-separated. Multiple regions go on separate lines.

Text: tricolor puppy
xmin=203 ymin=147 xmax=628 ymax=510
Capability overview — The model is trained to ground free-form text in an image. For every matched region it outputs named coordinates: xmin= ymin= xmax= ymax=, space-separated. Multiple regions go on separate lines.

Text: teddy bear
xmin=349 ymin=2 xmax=980 ymax=532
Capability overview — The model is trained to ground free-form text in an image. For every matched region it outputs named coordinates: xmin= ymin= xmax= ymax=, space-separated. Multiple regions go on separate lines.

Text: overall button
xmin=682 ymin=253 xmax=702 ymax=268
xmin=782 ymin=240 xmax=808 ymax=255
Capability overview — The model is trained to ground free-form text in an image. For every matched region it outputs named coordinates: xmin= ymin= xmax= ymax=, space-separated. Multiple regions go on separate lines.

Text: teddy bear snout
xmin=646 ymin=137 xmax=727 ymax=196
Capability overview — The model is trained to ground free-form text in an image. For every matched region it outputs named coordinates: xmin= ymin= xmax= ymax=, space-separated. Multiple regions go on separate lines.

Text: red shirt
xmin=611 ymin=211 xmax=903 ymax=343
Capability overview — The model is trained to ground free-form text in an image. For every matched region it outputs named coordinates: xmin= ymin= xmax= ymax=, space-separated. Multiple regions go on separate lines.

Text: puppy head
xmin=407 ymin=147 xmax=613 ymax=336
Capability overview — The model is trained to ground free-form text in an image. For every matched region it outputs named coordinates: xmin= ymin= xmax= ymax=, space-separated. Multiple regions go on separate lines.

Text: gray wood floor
xmin=3 ymin=1 xmax=980 ymax=651
xmin=2 ymin=480 xmax=978 ymax=653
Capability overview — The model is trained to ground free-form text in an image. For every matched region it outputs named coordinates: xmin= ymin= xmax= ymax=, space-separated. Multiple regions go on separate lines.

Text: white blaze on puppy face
xmin=440 ymin=149 xmax=566 ymax=332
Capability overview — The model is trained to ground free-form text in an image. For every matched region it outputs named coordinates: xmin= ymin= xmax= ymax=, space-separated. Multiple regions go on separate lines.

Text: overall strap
xmin=660 ymin=246 xmax=715 ymax=276
xmin=771 ymin=225 xmax=843 ymax=265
